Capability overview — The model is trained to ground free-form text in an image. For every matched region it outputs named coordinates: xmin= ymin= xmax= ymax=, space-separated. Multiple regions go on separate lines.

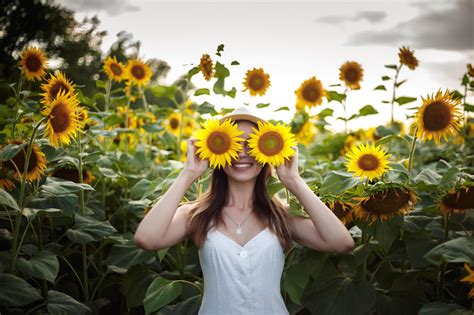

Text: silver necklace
xmin=222 ymin=208 xmax=253 ymax=234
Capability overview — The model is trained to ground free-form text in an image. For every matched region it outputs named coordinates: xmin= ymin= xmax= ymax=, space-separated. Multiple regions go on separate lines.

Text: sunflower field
xmin=0 ymin=37 xmax=473 ymax=315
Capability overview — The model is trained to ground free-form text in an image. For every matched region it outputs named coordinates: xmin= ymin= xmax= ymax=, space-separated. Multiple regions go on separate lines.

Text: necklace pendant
xmin=236 ymin=226 xmax=242 ymax=234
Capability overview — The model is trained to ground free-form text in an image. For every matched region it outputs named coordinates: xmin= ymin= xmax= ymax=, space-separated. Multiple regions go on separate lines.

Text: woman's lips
xmin=231 ymin=162 xmax=253 ymax=169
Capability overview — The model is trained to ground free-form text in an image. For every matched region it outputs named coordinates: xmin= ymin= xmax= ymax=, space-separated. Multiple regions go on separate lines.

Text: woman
xmin=134 ymin=107 xmax=355 ymax=314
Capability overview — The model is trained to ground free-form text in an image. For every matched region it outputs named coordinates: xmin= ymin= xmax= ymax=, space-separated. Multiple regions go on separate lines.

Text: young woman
xmin=134 ymin=107 xmax=355 ymax=314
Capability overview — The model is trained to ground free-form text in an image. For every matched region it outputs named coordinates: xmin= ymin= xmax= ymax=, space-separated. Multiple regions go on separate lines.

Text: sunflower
xmin=341 ymin=128 xmax=377 ymax=155
xmin=438 ymin=185 xmax=474 ymax=214
xmin=51 ymin=167 xmax=94 ymax=184
xmin=4 ymin=141 xmax=47 ymax=182
xmin=195 ymin=119 xmax=244 ymax=169
xmin=41 ymin=71 xmax=75 ymax=105
xmin=398 ymin=46 xmax=418 ymax=70
xmin=345 ymin=142 xmax=391 ymax=180
xmin=184 ymin=118 xmax=195 ymax=137
xmin=199 ymin=54 xmax=214 ymax=81
xmin=243 ymin=68 xmax=271 ymax=96
xmin=325 ymin=200 xmax=353 ymax=225
xmin=416 ymin=89 xmax=463 ymax=144
xmin=353 ymin=187 xmax=416 ymax=224
xmin=180 ymin=139 xmax=188 ymax=163
xmin=296 ymin=121 xmax=317 ymax=145
xmin=460 ymin=263 xmax=474 ymax=299
xmin=339 ymin=61 xmax=364 ymax=90
xmin=103 ymin=56 xmax=126 ymax=82
xmin=295 ymin=77 xmax=326 ymax=109
xmin=117 ymin=106 xmax=138 ymax=129
xmin=0 ymin=172 xmax=15 ymax=190
xmin=76 ymin=106 xmax=89 ymax=131
xmin=126 ymin=59 xmax=152 ymax=86
xmin=247 ymin=121 xmax=297 ymax=167
xmin=42 ymin=91 xmax=80 ymax=147
xmin=467 ymin=64 xmax=474 ymax=77
xmin=18 ymin=46 xmax=47 ymax=81
xmin=165 ymin=112 xmax=182 ymax=136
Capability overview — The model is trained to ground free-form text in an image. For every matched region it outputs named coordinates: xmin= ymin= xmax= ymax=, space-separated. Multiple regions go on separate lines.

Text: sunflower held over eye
xmin=416 ymin=89 xmax=463 ymax=144
xmin=295 ymin=77 xmax=326 ymax=109
xmin=345 ymin=142 xmax=391 ymax=180
xmin=103 ymin=56 xmax=126 ymax=82
xmin=243 ymin=68 xmax=271 ymax=96
xmin=41 ymin=71 xmax=75 ymax=105
xmin=19 ymin=46 xmax=47 ymax=81
xmin=398 ymin=46 xmax=418 ymax=70
xmin=126 ymin=59 xmax=152 ymax=86
xmin=199 ymin=54 xmax=214 ymax=81
xmin=353 ymin=186 xmax=417 ymax=225
xmin=247 ymin=121 xmax=297 ymax=167
xmin=42 ymin=91 xmax=80 ymax=147
xmin=4 ymin=141 xmax=47 ymax=182
xmin=195 ymin=119 xmax=244 ymax=169
xmin=339 ymin=61 xmax=364 ymax=90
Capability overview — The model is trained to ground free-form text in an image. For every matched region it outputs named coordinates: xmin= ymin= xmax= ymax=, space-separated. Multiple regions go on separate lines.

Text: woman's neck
xmin=227 ymin=178 xmax=255 ymax=211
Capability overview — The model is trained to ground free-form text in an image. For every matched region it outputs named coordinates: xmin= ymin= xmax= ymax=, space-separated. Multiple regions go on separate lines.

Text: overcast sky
xmin=57 ymin=0 xmax=474 ymax=132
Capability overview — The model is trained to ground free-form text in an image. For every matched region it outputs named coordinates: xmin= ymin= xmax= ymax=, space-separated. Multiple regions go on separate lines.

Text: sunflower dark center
xmin=442 ymin=187 xmax=474 ymax=210
xmin=50 ymin=102 xmax=71 ymax=133
xmin=258 ymin=131 xmax=284 ymax=156
xmin=170 ymin=117 xmax=180 ymax=130
xmin=423 ymin=101 xmax=451 ymax=131
xmin=357 ymin=154 xmax=380 ymax=171
xmin=402 ymin=52 xmax=416 ymax=65
xmin=207 ymin=131 xmax=231 ymax=154
xmin=50 ymin=82 xmax=70 ymax=99
xmin=131 ymin=65 xmax=145 ymax=80
xmin=25 ymin=55 xmax=42 ymax=72
xmin=362 ymin=188 xmax=411 ymax=215
xmin=329 ymin=201 xmax=349 ymax=220
xmin=7 ymin=146 xmax=37 ymax=173
xmin=302 ymin=84 xmax=321 ymax=102
xmin=249 ymin=74 xmax=265 ymax=91
xmin=110 ymin=63 xmax=123 ymax=76
xmin=344 ymin=67 xmax=360 ymax=83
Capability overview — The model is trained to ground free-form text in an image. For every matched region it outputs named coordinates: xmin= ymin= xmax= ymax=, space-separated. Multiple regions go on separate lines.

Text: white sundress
xmin=197 ymin=226 xmax=289 ymax=315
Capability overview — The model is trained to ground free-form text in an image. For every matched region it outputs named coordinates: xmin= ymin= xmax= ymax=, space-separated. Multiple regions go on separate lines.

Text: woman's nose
xmin=238 ymin=141 xmax=249 ymax=158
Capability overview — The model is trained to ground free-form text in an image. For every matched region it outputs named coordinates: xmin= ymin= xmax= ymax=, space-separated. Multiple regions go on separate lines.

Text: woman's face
xmin=223 ymin=120 xmax=263 ymax=182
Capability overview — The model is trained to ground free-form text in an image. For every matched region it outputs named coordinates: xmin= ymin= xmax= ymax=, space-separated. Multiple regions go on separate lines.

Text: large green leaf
xmin=16 ymin=250 xmax=59 ymax=283
xmin=144 ymin=277 xmax=182 ymax=315
xmin=307 ymin=278 xmax=376 ymax=315
xmin=405 ymin=235 xmax=438 ymax=268
xmin=374 ymin=215 xmax=403 ymax=254
xmin=358 ymin=104 xmax=378 ymax=117
xmin=320 ymin=171 xmax=360 ymax=195
xmin=0 ymin=188 xmax=20 ymax=210
xmin=124 ymin=265 xmax=156 ymax=308
xmin=66 ymin=215 xmax=117 ymax=244
xmin=418 ymin=302 xmax=471 ymax=315
xmin=158 ymin=295 xmax=201 ymax=315
xmin=47 ymin=290 xmax=91 ymax=315
xmin=41 ymin=177 xmax=94 ymax=195
xmin=394 ymin=96 xmax=417 ymax=106
xmin=103 ymin=241 xmax=155 ymax=273
xmin=0 ymin=142 xmax=27 ymax=161
xmin=414 ymin=168 xmax=442 ymax=187
xmin=0 ymin=273 xmax=42 ymax=306
xmin=282 ymin=260 xmax=313 ymax=304
xmin=424 ymin=236 xmax=474 ymax=266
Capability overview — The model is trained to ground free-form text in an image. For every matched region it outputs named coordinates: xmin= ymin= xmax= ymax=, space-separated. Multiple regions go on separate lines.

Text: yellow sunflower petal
xmin=398 ymin=46 xmax=419 ymax=70
xmin=4 ymin=141 xmax=47 ymax=182
xmin=103 ymin=56 xmax=126 ymax=82
xmin=41 ymin=71 xmax=76 ymax=105
xmin=345 ymin=142 xmax=391 ymax=180
xmin=126 ymin=59 xmax=152 ymax=86
xmin=295 ymin=76 xmax=326 ymax=109
xmin=199 ymin=54 xmax=214 ymax=81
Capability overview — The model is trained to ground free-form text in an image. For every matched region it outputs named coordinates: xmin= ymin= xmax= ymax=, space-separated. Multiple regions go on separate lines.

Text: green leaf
xmin=374 ymin=216 xmax=403 ymax=254
xmin=41 ymin=177 xmax=94 ymax=195
xmin=256 ymin=103 xmax=270 ymax=108
xmin=320 ymin=171 xmax=360 ymax=195
xmin=381 ymin=76 xmax=391 ymax=81
xmin=358 ymin=105 xmax=378 ymax=117
xmin=394 ymin=96 xmax=417 ymax=106
xmin=385 ymin=64 xmax=398 ymax=70
xmin=214 ymin=61 xmax=229 ymax=78
xmin=464 ymin=103 xmax=474 ymax=112
xmin=187 ymin=66 xmax=200 ymax=79
xmin=307 ymin=278 xmax=376 ymax=315
xmin=0 ymin=273 xmax=42 ymax=306
xmin=96 ymin=79 xmax=106 ymax=89
xmin=230 ymin=60 xmax=240 ymax=65
xmin=424 ymin=236 xmax=474 ymax=266
xmin=0 ymin=142 xmax=27 ymax=161
xmin=374 ymin=85 xmax=386 ymax=91
xmin=16 ymin=250 xmax=59 ymax=283
xmin=326 ymin=91 xmax=345 ymax=103
xmin=405 ymin=236 xmax=438 ymax=268
xmin=395 ymin=79 xmax=407 ymax=87
xmin=0 ymin=188 xmax=20 ymax=210
xmin=418 ymin=302 xmax=470 ymax=315
xmin=130 ymin=179 xmax=152 ymax=199
xmin=439 ymin=167 xmax=459 ymax=188
xmin=194 ymin=88 xmax=210 ymax=96
xmin=318 ymin=108 xmax=334 ymax=118
xmin=158 ymin=295 xmax=201 ymax=315
xmin=414 ymin=169 xmax=442 ymax=186
xmin=66 ymin=215 xmax=117 ymax=244
xmin=215 ymin=44 xmax=225 ymax=56
xmin=104 ymin=241 xmax=155 ymax=273
xmin=275 ymin=106 xmax=289 ymax=111
xmin=144 ymin=277 xmax=182 ymax=314
xmin=283 ymin=260 xmax=312 ymax=304
xmin=461 ymin=74 xmax=469 ymax=86
xmin=47 ymin=290 xmax=91 ymax=315
xmin=124 ymin=265 xmax=156 ymax=308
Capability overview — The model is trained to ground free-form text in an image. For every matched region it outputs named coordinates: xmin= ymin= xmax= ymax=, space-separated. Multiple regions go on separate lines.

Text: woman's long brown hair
xmin=186 ymin=164 xmax=294 ymax=250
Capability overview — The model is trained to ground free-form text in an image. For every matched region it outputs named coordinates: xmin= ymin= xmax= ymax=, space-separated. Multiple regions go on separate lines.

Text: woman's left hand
xmin=276 ymin=146 xmax=302 ymax=191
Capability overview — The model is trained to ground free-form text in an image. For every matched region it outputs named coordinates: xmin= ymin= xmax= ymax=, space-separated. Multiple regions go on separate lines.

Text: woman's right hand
xmin=182 ymin=138 xmax=209 ymax=180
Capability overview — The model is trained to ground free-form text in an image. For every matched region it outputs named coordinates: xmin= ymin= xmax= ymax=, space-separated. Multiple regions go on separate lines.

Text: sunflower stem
xmin=11 ymin=75 xmax=24 ymax=139
xmin=11 ymin=117 xmax=46 ymax=272
xmin=437 ymin=261 xmax=447 ymax=301
xmin=444 ymin=212 xmax=451 ymax=239
xmin=408 ymin=127 xmax=418 ymax=172
xmin=360 ymin=229 xmax=368 ymax=281
xmin=104 ymin=79 xmax=112 ymax=112
xmin=390 ymin=64 xmax=402 ymax=124
xmin=140 ymin=86 xmax=149 ymax=113
xmin=177 ymin=81 xmax=189 ymax=161
xmin=124 ymin=97 xmax=131 ymax=153
xmin=342 ymin=87 xmax=348 ymax=134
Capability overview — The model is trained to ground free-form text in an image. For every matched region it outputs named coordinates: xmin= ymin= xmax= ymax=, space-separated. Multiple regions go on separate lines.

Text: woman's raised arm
xmin=133 ymin=139 xmax=208 ymax=251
